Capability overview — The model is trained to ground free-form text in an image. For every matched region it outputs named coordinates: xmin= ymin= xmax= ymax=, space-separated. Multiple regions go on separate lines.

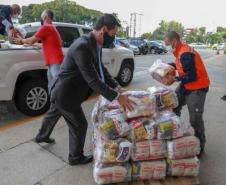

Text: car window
xmin=82 ymin=28 xmax=92 ymax=34
xmin=56 ymin=26 xmax=80 ymax=48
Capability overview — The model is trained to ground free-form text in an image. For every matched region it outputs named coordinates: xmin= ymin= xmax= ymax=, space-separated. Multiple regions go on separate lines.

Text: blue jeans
xmin=47 ymin=64 xmax=61 ymax=93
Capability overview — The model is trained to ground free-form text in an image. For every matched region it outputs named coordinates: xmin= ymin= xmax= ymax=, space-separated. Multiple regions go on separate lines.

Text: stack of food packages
xmin=92 ymin=87 xmax=200 ymax=185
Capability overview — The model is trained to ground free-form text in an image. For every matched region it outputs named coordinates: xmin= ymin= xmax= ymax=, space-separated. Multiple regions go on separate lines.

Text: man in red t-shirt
xmin=15 ymin=10 xmax=63 ymax=143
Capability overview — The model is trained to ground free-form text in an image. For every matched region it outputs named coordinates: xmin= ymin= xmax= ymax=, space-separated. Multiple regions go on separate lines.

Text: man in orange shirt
xmin=15 ymin=10 xmax=64 ymax=143
xmin=164 ymin=31 xmax=210 ymax=156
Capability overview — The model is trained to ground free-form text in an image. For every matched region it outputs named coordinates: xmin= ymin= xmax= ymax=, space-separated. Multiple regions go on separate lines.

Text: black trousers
xmin=36 ymin=103 xmax=61 ymax=139
xmin=173 ymin=87 xmax=207 ymax=150
xmin=54 ymin=104 xmax=88 ymax=161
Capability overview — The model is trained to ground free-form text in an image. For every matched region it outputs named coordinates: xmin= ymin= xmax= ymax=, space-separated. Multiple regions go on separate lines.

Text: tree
xmin=20 ymin=0 xmax=103 ymax=27
xmin=151 ymin=20 xmax=184 ymax=40
xmin=217 ymin=26 xmax=226 ymax=33
xmin=141 ymin=32 xmax=152 ymax=40
xmin=206 ymin=33 xmax=223 ymax=44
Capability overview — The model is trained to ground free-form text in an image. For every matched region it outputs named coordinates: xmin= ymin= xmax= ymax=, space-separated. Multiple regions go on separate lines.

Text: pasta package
xmin=167 ymin=157 xmax=200 ymax=177
xmin=156 ymin=111 xmax=184 ymax=139
xmin=149 ymin=59 xmax=176 ymax=86
xmin=167 ymin=136 xmax=200 ymax=160
xmin=132 ymin=140 xmax=166 ymax=161
xmin=147 ymin=86 xmax=178 ymax=110
xmin=129 ymin=118 xmax=157 ymax=141
xmin=94 ymin=139 xmax=132 ymax=163
xmin=132 ymin=161 xmax=166 ymax=180
xmin=122 ymin=91 xmax=156 ymax=119
xmin=94 ymin=162 xmax=131 ymax=185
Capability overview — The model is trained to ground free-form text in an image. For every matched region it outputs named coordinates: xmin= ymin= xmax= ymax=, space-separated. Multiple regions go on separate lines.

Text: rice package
xmin=167 ymin=157 xmax=200 ymax=176
xmin=122 ymin=91 xmax=156 ymax=119
xmin=94 ymin=139 xmax=132 ymax=163
xmin=147 ymin=86 xmax=178 ymax=110
xmin=167 ymin=136 xmax=200 ymax=160
xmin=129 ymin=118 xmax=157 ymax=141
xmin=94 ymin=162 xmax=131 ymax=184
xmin=156 ymin=111 xmax=184 ymax=139
xmin=149 ymin=59 xmax=176 ymax=86
xmin=132 ymin=160 xmax=166 ymax=180
xmin=132 ymin=140 xmax=166 ymax=161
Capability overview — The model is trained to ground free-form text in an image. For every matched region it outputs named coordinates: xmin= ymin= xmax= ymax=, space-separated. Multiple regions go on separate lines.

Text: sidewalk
xmin=1 ymin=54 xmax=226 ymax=185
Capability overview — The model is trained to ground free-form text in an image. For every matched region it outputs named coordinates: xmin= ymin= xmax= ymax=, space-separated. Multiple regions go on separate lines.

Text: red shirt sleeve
xmin=34 ymin=26 xmax=49 ymax=40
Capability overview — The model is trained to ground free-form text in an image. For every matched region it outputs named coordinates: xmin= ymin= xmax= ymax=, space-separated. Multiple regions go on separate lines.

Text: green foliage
xmin=151 ymin=20 xmax=184 ymax=40
xmin=20 ymin=0 xmax=103 ymax=26
xmin=216 ymin=26 xmax=226 ymax=33
xmin=141 ymin=32 xmax=152 ymax=40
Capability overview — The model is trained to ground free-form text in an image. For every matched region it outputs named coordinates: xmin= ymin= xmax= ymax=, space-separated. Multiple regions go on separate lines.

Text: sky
xmin=1 ymin=0 xmax=226 ymax=35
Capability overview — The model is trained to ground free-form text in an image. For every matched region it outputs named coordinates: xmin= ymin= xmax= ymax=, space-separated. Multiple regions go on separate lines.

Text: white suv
xmin=0 ymin=22 xmax=135 ymax=116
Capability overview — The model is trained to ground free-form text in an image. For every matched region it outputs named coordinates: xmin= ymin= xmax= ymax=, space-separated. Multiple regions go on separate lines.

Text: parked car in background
xmin=147 ymin=40 xmax=168 ymax=54
xmin=217 ymin=43 xmax=226 ymax=50
xmin=115 ymin=38 xmax=140 ymax=55
xmin=212 ymin=43 xmax=218 ymax=50
xmin=129 ymin=38 xmax=149 ymax=55
xmin=189 ymin=43 xmax=207 ymax=49
xmin=0 ymin=22 xmax=135 ymax=116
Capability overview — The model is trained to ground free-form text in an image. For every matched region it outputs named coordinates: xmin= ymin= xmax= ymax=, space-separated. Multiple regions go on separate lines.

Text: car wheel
xmin=116 ymin=63 xmax=134 ymax=86
xmin=15 ymin=80 xmax=50 ymax=116
xmin=150 ymin=49 xmax=155 ymax=54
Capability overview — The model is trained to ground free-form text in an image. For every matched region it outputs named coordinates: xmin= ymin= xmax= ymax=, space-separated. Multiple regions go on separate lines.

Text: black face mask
xmin=41 ymin=19 xmax=44 ymax=25
xmin=103 ymin=33 xmax=115 ymax=48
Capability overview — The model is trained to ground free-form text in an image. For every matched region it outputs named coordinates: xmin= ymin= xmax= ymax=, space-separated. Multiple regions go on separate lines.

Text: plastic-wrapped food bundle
xmin=149 ymin=59 xmax=176 ymax=86
xmin=97 ymin=110 xmax=129 ymax=140
xmin=156 ymin=111 xmax=184 ymax=139
xmin=91 ymin=96 xmax=120 ymax=125
xmin=132 ymin=140 xmax=166 ymax=161
xmin=167 ymin=136 xmax=200 ymax=160
xmin=122 ymin=91 xmax=156 ymax=119
xmin=167 ymin=157 xmax=200 ymax=176
xmin=94 ymin=139 xmax=132 ymax=163
xmin=94 ymin=162 xmax=131 ymax=185
xmin=147 ymin=86 xmax=178 ymax=110
xmin=132 ymin=160 xmax=166 ymax=180
xmin=129 ymin=118 xmax=157 ymax=141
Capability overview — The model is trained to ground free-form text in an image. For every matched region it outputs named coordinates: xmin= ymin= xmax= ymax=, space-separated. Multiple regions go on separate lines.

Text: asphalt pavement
xmin=0 ymin=49 xmax=226 ymax=185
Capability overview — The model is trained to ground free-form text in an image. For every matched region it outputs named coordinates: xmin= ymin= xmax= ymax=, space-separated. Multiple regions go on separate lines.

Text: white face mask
xmin=168 ymin=45 xmax=175 ymax=53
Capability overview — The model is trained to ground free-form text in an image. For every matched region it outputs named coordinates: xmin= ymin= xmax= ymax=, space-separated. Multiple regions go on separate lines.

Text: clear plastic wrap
xmin=94 ymin=138 xmax=132 ymax=163
xmin=149 ymin=59 xmax=176 ymax=86
xmin=147 ymin=86 xmax=178 ymax=110
xmin=167 ymin=136 xmax=200 ymax=160
xmin=156 ymin=111 xmax=184 ymax=140
xmin=131 ymin=140 xmax=166 ymax=161
xmin=122 ymin=91 xmax=156 ymax=119
xmin=167 ymin=157 xmax=200 ymax=176
xmin=93 ymin=162 xmax=131 ymax=185
xmin=98 ymin=110 xmax=130 ymax=140
xmin=91 ymin=96 xmax=121 ymax=126
xmin=129 ymin=118 xmax=157 ymax=141
xmin=132 ymin=160 xmax=166 ymax=180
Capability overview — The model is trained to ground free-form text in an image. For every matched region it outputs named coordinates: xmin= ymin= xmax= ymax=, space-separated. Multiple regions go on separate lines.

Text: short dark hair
xmin=165 ymin=31 xmax=181 ymax=41
xmin=44 ymin=9 xmax=54 ymax=20
xmin=94 ymin=14 xmax=121 ymax=31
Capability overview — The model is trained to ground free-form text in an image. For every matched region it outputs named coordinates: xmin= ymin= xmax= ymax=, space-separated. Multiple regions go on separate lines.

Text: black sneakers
xmin=221 ymin=94 xmax=226 ymax=100
xmin=69 ymin=155 xmax=93 ymax=166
